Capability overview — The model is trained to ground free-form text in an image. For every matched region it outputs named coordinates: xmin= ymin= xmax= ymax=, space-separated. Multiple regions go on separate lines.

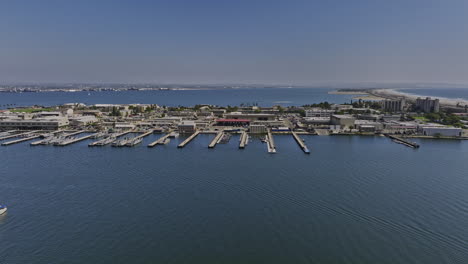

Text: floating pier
xmin=387 ymin=135 xmax=420 ymax=148
xmin=239 ymin=131 xmax=249 ymax=149
xmin=65 ymin=130 xmax=87 ymax=137
xmin=2 ymin=135 xmax=41 ymax=146
xmin=135 ymin=130 xmax=154 ymax=140
xmin=177 ymin=131 xmax=200 ymax=148
xmin=148 ymin=133 xmax=171 ymax=147
xmin=57 ymin=133 xmax=98 ymax=146
xmin=0 ymin=130 xmax=39 ymax=141
xmin=30 ymin=131 xmax=64 ymax=146
xmin=208 ymin=132 xmax=224 ymax=148
xmin=292 ymin=131 xmax=310 ymax=154
xmin=114 ymin=130 xmax=133 ymax=138
xmin=88 ymin=136 xmax=116 ymax=147
xmin=266 ymin=130 xmax=277 ymax=153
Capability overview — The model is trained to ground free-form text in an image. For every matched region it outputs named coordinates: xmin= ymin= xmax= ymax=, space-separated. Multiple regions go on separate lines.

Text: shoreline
xmin=368 ymin=89 xmax=468 ymax=108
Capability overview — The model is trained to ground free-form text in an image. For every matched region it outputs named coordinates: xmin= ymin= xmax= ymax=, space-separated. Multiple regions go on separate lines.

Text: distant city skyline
xmin=1 ymin=0 xmax=468 ymax=84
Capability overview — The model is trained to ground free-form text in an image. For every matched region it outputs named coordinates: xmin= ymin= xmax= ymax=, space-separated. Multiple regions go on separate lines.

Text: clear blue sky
xmin=1 ymin=0 xmax=467 ymax=84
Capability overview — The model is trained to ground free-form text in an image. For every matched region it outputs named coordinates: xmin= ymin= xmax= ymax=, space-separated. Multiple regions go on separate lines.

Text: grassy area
xmin=412 ymin=116 xmax=429 ymax=122
xmin=10 ymin=108 xmax=54 ymax=113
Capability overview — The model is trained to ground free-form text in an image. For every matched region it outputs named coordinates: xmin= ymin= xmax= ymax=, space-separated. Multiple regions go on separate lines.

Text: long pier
xmin=114 ymin=130 xmax=133 ymax=138
xmin=57 ymin=133 xmax=98 ymax=146
xmin=2 ymin=135 xmax=41 ymax=146
xmin=239 ymin=131 xmax=249 ymax=149
xmin=208 ymin=132 xmax=224 ymax=148
xmin=135 ymin=130 xmax=154 ymax=140
xmin=0 ymin=130 xmax=39 ymax=141
xmin=387 ymin=135 xmax=420 ymax=148
xmin=30 ymin=131 xmax=64 ymax=146
xmin=292 ymin=131 xmax=310 ymax=154
xmin=177 ymin=131 xmax=200 ymax=148
xmin=148 ymin=133 xmax=171 ymax=147
xmin=267 ymin=130 xmax=276 ymax=153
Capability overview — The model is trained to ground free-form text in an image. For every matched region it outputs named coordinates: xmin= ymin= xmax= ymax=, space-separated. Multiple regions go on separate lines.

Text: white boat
xmin=0 ymin=205 xmax=7 ymax=215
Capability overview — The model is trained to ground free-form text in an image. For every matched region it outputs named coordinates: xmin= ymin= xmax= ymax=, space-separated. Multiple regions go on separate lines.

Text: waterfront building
xmin=215 ymin=119 xmax=250 ymax=126
xmin=305 ymin=108 xmax=335 ymax=118
xmin=69 ymin=116 xmax=98 ymax=126
xmin=330 ymin=115 xmax=356 ymax=128
xmin=420 ymin=126 xmax=462 ymax=137
xmin=303 ymin=117 xmax=331 ymax=126
xmin=224 ymin=112 xmax=276 ymax=121
xmin=383 ymin=121 xmax=418 ymax=133
xmin=415 ymin=97 xmax=440 ymax=113
xmin=357 ymin=114 xmax=381 ymax=121
xmin=382 ymin=99 xmax=406 ymax=112
xmin=249 ymin=124 xmax=267 ymax=134
xmin=178 ymin=121 xmax=196 ymax=134
xmin=114 ymin=122 xmax=135 ymax=130
xmin=355 ymin=120 xmax=383 ymax=132
xmin=0 ymin=117 xmax=69 ymax=130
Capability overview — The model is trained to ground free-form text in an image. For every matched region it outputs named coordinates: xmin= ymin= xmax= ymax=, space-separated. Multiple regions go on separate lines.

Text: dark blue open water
xmin=1 ymin=134 xmax=468 ymax=263
xmin=0 ymin=88 xmax=353 ymax=108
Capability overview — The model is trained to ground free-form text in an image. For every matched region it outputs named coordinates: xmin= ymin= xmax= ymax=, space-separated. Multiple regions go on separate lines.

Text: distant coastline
xmin=369 ymin=89 xmax=468 ymax=107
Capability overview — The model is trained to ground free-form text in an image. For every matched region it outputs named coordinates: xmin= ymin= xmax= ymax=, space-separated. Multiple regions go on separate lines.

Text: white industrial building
xmin=305 ymin=108 xmax=335 ymax=118
xmin=418 ymin=124 xmax=462 ymax=137
xmin=249 ymin=124 xmax=267 ymax=134
xmin=0 ymin=117 xmax=69 ymax=130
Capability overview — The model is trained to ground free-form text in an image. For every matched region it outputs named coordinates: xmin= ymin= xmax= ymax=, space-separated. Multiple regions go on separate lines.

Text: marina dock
xmin=135 ymin=130 xmax=154 ymax=140
xmin=292 ymin=131 xmax=310 ymax=154
xmin=88 ymin=135 xmax=116 ymax=147
xmin=30 ymin=131 xmax=64 ymax=146
xmin=0 ymin=130 xmax=39 ymax=141
xmin=177 ymin=131 xmax=200 ymax=148
xmin=114 ymin=130 xmax=133 ymax=138
xmin=239 ymin=131 xmax=249 ymax=149
xmin=57 ymin=133 xmax=98 ymax=146
xmin=65 ymin=130 xmax=87 ymax=137
xmin=387 ymin=135 xmax=420 ymax=148
xmin=2 ymin=135 xmax=41 ymax=146
xmin=148 ymin=133 xmax=171 ymax=147
xmin=208 ymin=131 xmax=224 ymax=148
xmin=267 ymin=130 xmax=276 ymax=153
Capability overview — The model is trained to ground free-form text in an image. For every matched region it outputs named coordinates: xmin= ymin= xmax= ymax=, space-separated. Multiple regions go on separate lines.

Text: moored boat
xmin=0 ymin=204 xmax=7 ymax=215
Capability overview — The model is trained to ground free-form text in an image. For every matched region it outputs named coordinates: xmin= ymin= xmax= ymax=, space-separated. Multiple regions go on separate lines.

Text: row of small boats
xmin=112 ymin=137 xmax=143 ymax=147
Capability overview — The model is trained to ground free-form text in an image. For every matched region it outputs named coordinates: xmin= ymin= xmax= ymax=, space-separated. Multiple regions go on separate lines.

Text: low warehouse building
xmin=420 ymin=127 xmax=462 ymax=137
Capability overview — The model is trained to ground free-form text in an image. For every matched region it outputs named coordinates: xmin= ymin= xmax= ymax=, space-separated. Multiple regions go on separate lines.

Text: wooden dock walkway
xmin=292 ymin=131 xmax=310 ymax=154
xmin=0 ymin=130 xmax=39 ymax=141
xmin=57 ymin=133 xmax=97 ymax=146
xmin=387 ymin=135 xmax=420 ymax=148
xmin=148 ymin=133 xmax=171 ymax=147
xmin=135 ymin=130 xmax=154 ymax=140
xmin=208 ymin=132 xmax=224 ymax=148
xmin=267 ymin=130 xmax=276 ymax=153
xmin=177 ymin=131 xmax=200 ymax=148
xmin=239 ymin=131 xmax=249 ymax=149
xmin=2 ymin=135 xmax=41 ymax=146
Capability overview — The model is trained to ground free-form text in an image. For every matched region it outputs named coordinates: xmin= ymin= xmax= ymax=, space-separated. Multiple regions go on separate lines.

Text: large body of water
xmin=0 ymin=88 xmax=355 ymax=109
xmin=1 ymin=88 xmax=468 ymax=263
xmin=399 ymin=88 xmax=468 ymax=100
xmin=2 ymin=87 xmax=468 ymax=110
xmin=1 ymin=134 xmax=468 ymax=263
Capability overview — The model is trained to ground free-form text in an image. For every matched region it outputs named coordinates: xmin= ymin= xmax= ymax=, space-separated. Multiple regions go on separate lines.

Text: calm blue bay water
xmin=0 ymin=88 xmax=354 ymax=108
xmin=1 ymin=134 xmax=468 ymax=263
xmin=399 ymin=88 xmax=468 ymax=100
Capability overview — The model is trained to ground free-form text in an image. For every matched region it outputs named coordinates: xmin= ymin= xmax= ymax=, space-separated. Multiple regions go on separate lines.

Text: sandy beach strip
xmin=369 ymin=89 xmax=468 ymax=107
